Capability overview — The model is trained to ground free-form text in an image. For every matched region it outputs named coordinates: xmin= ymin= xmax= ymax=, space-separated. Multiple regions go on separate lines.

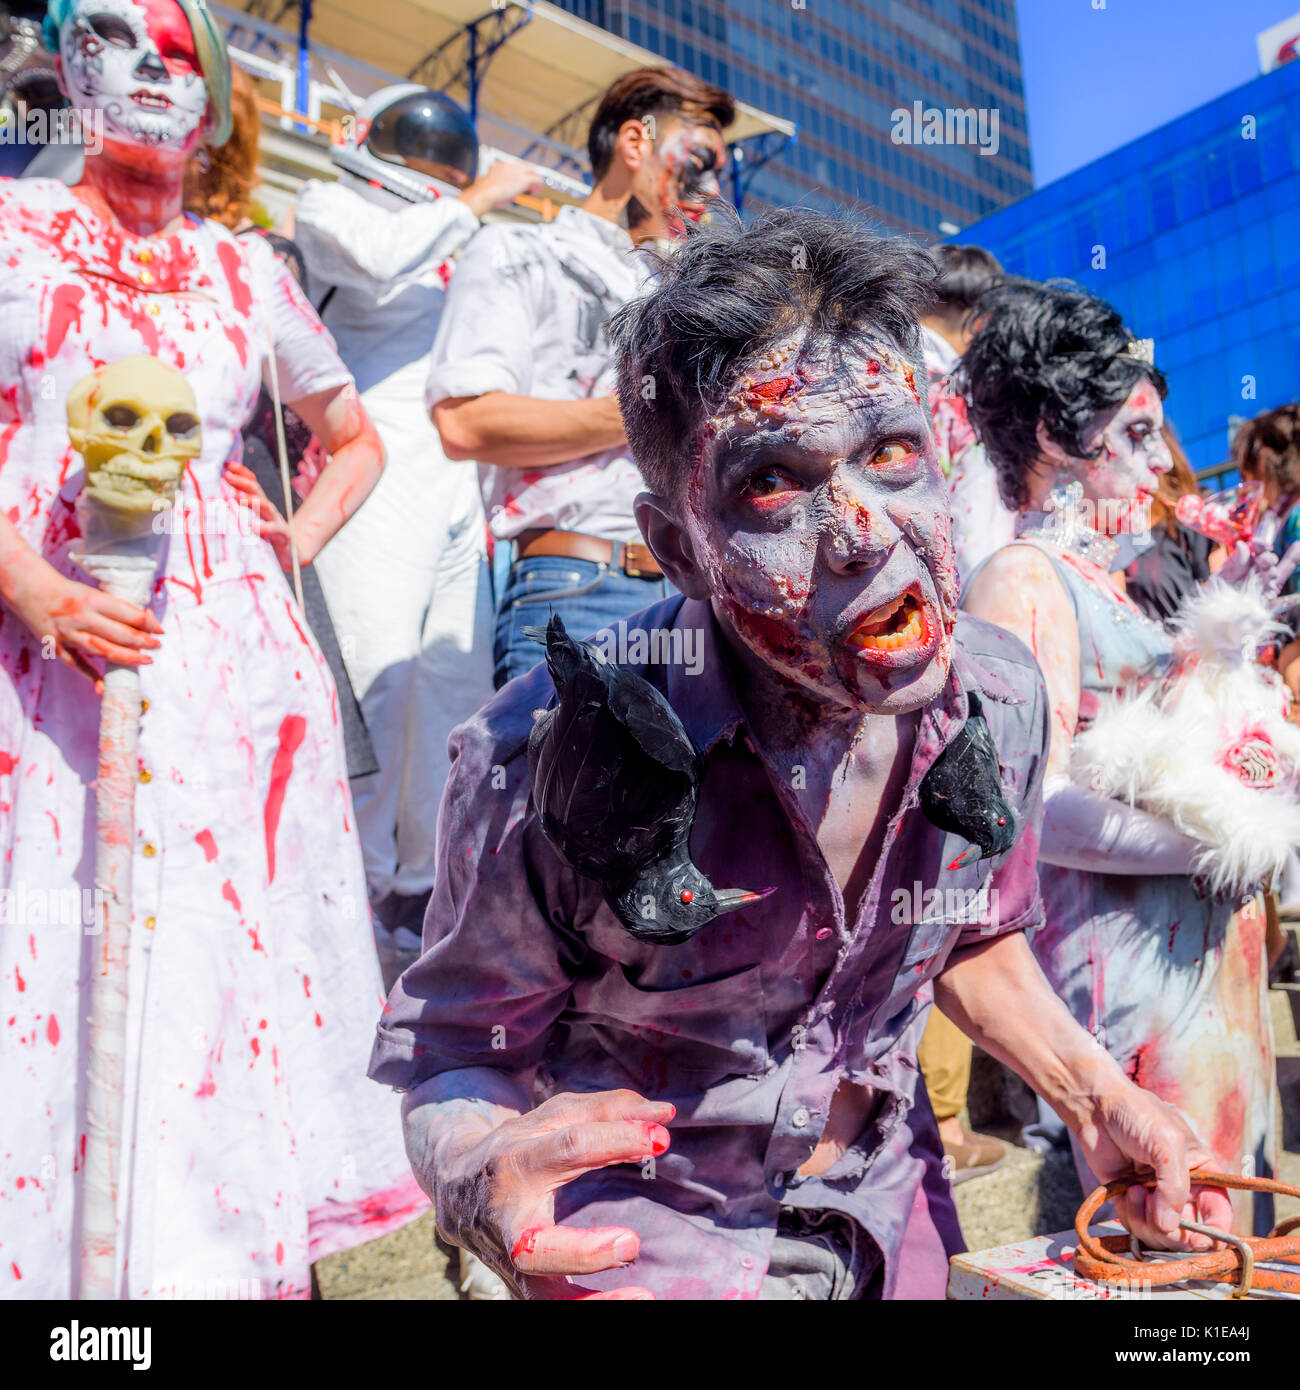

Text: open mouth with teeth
xmin=846 ymin=592 xmax=931 ymax=659
xmin=132 ymin=91 xmax=173 ymax=110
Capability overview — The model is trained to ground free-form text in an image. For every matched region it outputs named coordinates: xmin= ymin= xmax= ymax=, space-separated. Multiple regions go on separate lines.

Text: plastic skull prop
xmin=67 ymin=356 xmax=200 ymax=513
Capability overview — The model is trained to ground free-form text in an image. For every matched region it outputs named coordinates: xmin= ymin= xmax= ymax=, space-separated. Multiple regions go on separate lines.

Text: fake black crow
xmin=918 ymin=691 xmax=1017 ymax=861
xmin=525 ymin=614 xmax=772 ymax=945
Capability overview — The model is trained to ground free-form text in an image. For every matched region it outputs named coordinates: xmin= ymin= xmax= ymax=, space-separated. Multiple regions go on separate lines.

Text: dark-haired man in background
xmin=921 ymin=244 xmax=1016 ymax=582
xmin=373 ymin=209 xmax=1231 ymax=1301
xmin=427 ymin=67 xmax=735 ymax=688
xmin=916 ymin=248 xmax=1015 ymax=1185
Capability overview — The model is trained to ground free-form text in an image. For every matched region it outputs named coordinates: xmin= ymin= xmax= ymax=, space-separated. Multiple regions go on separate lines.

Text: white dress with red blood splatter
xmin=0 ymin=178 xmax=426 ymax=1298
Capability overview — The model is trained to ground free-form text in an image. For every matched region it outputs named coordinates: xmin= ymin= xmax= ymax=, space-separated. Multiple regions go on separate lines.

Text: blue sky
xmin=1017 ymin=0 xmax=1299 ymax=186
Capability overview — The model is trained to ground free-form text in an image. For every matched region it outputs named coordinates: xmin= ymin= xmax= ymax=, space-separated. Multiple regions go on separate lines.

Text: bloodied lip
xmin=843 ymin=588 xmax=938 ymax=669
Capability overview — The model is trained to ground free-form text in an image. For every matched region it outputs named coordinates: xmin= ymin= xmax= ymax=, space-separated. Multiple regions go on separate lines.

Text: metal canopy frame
xmin=214 ymin=0 xmax=796 ymax=198
xmin=730 ymin=127 xmax=799 ymax=214
xmin=406 ymin=5 xmax=534 ymax=124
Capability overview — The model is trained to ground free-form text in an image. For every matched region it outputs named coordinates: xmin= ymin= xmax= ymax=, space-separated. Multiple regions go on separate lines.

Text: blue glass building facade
xmin=553 ymin=0 xmax=1033 ymax=239
xmin=956 ymin=58 xmax=1300 ymax=483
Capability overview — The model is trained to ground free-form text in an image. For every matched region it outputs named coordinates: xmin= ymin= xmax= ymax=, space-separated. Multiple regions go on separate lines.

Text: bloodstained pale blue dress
xmin=1012 ymin=539 xmax=1276 ymax=1235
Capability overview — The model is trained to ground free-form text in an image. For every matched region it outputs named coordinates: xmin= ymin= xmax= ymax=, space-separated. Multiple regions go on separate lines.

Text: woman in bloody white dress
xmin=0 ymin=0 xmax=426 ymax=1297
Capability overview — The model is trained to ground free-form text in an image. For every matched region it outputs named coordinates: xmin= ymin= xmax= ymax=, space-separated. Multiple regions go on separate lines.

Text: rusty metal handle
xmin=1074 ymin=1171 xmax=1300 ymax=1295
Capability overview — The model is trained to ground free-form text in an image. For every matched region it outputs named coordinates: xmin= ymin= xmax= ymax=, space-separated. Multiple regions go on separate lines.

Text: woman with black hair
xmin=958 ymin=280 xmax=1276 ymax=1236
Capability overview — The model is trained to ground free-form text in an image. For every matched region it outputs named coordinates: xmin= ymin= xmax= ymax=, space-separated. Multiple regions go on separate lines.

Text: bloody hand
xmin=433 ymin=1088 xmax=673 ymax=1300
xmin=1072 ymin=1079 xmax=1233 ymax=1250
xmin=4 ymin=562 xmax=161 ymax=691
xmin=224 ymin=461 xmax=309 ymax=569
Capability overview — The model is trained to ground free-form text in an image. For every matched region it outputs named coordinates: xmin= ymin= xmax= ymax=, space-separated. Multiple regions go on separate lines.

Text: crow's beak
xmin=712 ymin=886 xmax=776 ymax=915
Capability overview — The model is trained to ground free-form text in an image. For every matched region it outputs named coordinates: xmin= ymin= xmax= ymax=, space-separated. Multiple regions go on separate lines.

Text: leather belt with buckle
xmin=515 ymin=528 xmax=663 ymax=580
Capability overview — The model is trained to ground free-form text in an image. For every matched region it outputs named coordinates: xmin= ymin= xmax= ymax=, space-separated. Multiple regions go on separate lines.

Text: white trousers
xmin=314 ymin=437 xmax=493 ymax=900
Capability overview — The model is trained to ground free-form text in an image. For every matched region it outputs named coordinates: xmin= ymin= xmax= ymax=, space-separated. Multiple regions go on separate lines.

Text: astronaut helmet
xmin=340 ymin=84 xmax=479 ymax=199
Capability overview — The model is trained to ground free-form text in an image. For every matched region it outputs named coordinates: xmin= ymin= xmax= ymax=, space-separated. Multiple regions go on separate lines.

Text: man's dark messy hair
xmin=956 ymin=278 xmax=1167 ymax=512
xmin=611 ymin=207 xmax=938 ymax=500
xmin=927 ymin=243 xmax=1003 ymax=316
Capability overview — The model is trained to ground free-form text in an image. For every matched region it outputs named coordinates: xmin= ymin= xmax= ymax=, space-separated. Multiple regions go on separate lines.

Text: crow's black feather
xmin=525 ymin=614 xmax=771 ymax=943
xmin=918 ymin=693 xmax=1017 ymax=859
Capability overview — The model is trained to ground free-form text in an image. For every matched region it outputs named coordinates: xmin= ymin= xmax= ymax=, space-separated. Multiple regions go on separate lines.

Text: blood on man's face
xmin=683 ymin=332 xmax=960 ymax=716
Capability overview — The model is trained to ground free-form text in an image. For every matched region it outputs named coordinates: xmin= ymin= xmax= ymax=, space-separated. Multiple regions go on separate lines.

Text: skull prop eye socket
xmin=165 ymin=412 xmax=200 ymax=438
xmin=66 ymin=355 xmax=203 ymax=514
xmin=103 ymin=404 xmax=140 ymax=430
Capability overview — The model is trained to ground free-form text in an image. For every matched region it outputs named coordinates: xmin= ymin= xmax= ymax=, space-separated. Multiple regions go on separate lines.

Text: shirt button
xmin=139 ymin=270 xmax=155 ymax=286
xmin=146 ymin=302 xmax=161 ymax=316
xmin=135 ymin=248 xmax=153 ymax=263
xmin=792 ymin=1107 xmax=811 ymax=1129
xmin=140 ymin=699 xmax=150 ymax=714
xmin=138 ymin=768 xmax=152 ymax=784
xmin=142 ymin=842 xmax=157 ymax=858
xmin=144 ymin=916 xmax=156 ymax=930
xmin=740 ymin=1255 xmax=755 ymax=1270
xmin=815 ymin=926 xmax=832 ymax=940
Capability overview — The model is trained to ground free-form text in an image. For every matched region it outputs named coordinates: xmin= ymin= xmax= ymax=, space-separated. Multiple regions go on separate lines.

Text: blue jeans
xmin=492 ymin=554 xmax=674 ymax=688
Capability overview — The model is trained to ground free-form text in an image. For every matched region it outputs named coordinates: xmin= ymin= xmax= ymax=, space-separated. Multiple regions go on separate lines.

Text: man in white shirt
xmin=294 ymin=85 xmax=538 ymax=941
xmin=917 ymin=243 xmax=1019 ymax=1183
xmin=921 ymin=244 xmax=1016 ymax=585
xmin=427 ymin=67 xmax=736 ymax=687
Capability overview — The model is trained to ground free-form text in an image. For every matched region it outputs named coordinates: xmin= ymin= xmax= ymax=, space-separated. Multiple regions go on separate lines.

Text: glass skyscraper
xmin=955 ymin=58 xmax=1300 ymax=483
xmin=553 ymin=0 xmax=1033 ymax=238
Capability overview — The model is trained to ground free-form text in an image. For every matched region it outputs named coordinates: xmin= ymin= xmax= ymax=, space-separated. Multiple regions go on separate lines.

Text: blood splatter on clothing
xmin=0 ymin=178 xmax=424 ymax=1298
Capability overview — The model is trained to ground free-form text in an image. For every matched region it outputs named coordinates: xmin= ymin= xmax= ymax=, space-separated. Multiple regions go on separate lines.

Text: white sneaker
xmin=459 ymin=1249 xmax=511 ymax=1301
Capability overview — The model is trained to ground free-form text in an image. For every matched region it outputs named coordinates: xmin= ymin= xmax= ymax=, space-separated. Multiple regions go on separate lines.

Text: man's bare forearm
xmin=934 ymin=931 xmax=1126 ymax=1131
xmin=432 ymin=393 xmax=626 ymax=469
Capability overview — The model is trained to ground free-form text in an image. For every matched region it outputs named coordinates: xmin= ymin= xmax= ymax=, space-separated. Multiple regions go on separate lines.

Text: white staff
xmin=66 ymin=356 xmax=200 ymax=1299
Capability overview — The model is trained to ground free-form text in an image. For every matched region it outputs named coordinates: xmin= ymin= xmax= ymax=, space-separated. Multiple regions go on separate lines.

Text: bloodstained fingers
xmin=82 ymin=633 xmax=154 ymax=666
xmin=1115 ymin=1185 xmax=1212 ymax=1254
xmin=96 ymin=593 xmax=163 ymax=635
xmin=529 ymin=1088 xmax=676 ymax=1131
xmin=82 ymin=610 xmax=162 ymax=651
xmin=509 ymin=1221 xmax=643 ymax=1278
xmin=526 ymin=1119 xmax=670 ymax=1189
xmin=57 ymin=643 xmax=104 ymax=686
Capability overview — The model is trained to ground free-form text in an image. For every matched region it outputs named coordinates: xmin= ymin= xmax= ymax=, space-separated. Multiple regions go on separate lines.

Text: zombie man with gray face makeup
xmin=960 ymin=280 xmax=1278 ymax=1237
xmin=374 ymin=212 xmax=1231 ymax=1301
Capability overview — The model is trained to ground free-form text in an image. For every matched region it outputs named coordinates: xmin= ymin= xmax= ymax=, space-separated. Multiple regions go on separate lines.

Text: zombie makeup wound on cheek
xmin=653 ymin=120 xmax=727 ymax=231
xmin=686 ymin=333 xmax=956 ymax=711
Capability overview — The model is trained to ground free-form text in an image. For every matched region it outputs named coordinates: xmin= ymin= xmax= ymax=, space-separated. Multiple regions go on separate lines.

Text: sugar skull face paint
xmin=59 ymin=0 xmax=208 ymax=153
xmin=684 ymin=333 xmax=959 ymax=715
xmin=1068 ymin=376 xmax=1172 ymax=536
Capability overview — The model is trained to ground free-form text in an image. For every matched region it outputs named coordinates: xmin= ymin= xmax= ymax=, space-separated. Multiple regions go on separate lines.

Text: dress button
xmin=138 ymin=768 xmax=152 ymax=784
xmin=791 ymin=1106 xmax=811 ymax=1129
xmin=144 ymin=916 xmax=156 ymax=930
xmin=142 ymin=842 xmax=157 ymax=858
xmin=140 ymin=699 xmax=149 ymax=714
xmin=136 ymin=248 xmax=153 ymax=263
xmin=815 ymin=926 xmax=832 ymax=940
xmin=146 ymin=302 xmax=160 ymax=316
xmin=139 ymin=270 xmax=155 ymax=285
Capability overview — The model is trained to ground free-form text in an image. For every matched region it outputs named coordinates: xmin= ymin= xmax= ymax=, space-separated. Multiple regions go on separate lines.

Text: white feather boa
xmin=1071 ymin=578 xmax=1300 ymax=896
